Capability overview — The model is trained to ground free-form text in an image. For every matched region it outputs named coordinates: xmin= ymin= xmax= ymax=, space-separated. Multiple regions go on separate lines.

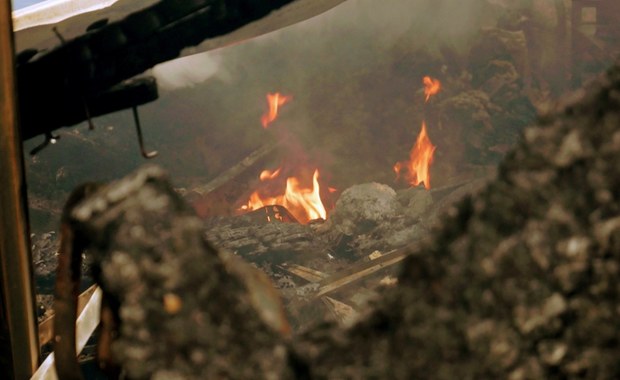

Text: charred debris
xmin=41 ymin=60 xmax=620 ymax=378
xmin=22 ymin=0 xmax=620 ymax=378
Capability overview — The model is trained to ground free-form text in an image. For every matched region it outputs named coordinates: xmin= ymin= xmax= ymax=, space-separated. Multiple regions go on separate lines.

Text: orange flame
xmin=261 ymin=92 xmax=292 ymax=128
xmin=259 ymin=168 xmax=281 ymax=181
xmin=241 ymin=169 xmax=327 ymax=224
xmin=423 ymin=76 xmax=441 ymax=102
xmin=394 ymin=122 xmax=436 ymax=189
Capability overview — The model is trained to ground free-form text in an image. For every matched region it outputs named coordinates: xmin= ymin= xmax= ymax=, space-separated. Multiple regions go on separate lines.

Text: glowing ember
xmin=423 ymin=76 xmax=441 ymax=102
xmin=261 ymin=92 xmax=292 ymax=128
xmin=394 ymin=122 xmax=436 ymax=189
xmin=241 ymin=169 xmax=327 ymax=224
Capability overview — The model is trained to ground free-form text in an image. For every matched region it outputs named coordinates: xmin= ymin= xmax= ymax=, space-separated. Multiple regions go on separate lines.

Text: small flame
xmin=261 ymin=92 xmax=292 ymax=128
xmin=394 ymin=122 xmax=436 ymax=189
xmin=259 ymin=168 xmax=281 ymax=181
xmin=423 ymin=76 xmax=441 ymax=102
xmin=241 ymin=169 xmax=327 ymax=224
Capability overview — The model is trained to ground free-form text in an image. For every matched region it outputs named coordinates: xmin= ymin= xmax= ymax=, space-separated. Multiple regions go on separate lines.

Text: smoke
xmin=96 ymin=0 xmax=518 ymax=187
xmin=152 ymin=0 xmax=492 ymax=91
xmin=300 ymin=0 xmax=489 ymax=50
xmin=152 ymin=52 xmax=222 ymax=91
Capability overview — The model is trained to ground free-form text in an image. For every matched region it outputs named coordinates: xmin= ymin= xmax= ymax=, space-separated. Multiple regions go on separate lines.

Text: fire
xmin=259 ymin=168 xmax=281 ymax=181
xmin=261 ymin=92 xmax=292 ymax=128
xmin=423 ymin=76 xmax=441 ymax=102
xmin=394 ymin=122 xmax=436 ymax=189
xmin=241 ymin=169 xmax=327 ymax=224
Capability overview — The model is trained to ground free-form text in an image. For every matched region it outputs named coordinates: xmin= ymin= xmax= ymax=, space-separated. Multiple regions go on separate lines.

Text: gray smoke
xmin=152 ymin=52 xmax=222 ymax=90
xmin=152 ymin=0 xmax=496 ymax=90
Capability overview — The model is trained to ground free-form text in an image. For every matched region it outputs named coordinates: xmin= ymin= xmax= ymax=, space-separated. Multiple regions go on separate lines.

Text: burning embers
xmin=240 ymin=168 xmax=327 ymax=224
xmin=393 ymin=76 xmax=440 ymax=190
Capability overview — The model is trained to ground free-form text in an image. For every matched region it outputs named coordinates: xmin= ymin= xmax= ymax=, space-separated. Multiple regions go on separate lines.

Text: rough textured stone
xmin=323 ymin=182 xmax=400 ymax=236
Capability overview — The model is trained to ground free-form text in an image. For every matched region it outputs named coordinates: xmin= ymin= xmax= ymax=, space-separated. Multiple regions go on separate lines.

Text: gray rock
xmin=325 ymin=183 xmax=400 ymax=236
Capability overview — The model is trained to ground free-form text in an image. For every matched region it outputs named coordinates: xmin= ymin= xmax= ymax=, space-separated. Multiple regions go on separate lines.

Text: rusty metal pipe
xmin=0 ymin=0 xmax=40 ymax=378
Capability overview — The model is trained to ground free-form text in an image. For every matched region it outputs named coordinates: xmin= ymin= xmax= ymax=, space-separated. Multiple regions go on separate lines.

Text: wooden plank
xmin=31 ymin=286 xmax=103 ymax=380
xmin=314 ymin=248 xmax=410 ymax=298
xmin=278 ymin=263 xmax=328 ymax=283
xmin=38 ymin=284 xmax=98 ymax=348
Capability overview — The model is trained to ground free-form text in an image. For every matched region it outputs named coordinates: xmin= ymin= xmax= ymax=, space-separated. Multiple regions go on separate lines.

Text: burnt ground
xmin=297 ymin=62 xmax=620 ymax=379
xmin=59 ymin=60 xmax=620 ymax=380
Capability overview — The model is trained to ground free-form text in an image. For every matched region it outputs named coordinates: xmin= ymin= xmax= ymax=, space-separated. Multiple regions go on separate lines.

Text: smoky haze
xmin=153 ymin=0 xmax=492 ymax=90
xmin=28 ymin=0 xmax=558 ymax=228
xmin=144 ymin=0 xmax=503 ymax=186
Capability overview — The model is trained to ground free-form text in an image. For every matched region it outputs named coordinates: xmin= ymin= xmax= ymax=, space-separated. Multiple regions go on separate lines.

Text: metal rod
xmin=0 ymin=0 xmax=40 ymax=378
xmin=132 ymin=106 xmax=158 ymax=159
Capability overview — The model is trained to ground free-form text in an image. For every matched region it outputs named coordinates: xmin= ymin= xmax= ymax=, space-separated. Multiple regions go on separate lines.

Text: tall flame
xmin=241 ymin=169 xmax=327 ymax=224
xmin=284 ymin=170 xmax=327 ymax=222
xmin=261 ymin=92 xmax=292 ymax=128
xmin=394 ymin=122 xmax=436 ymax=189
xmin=423 ymin=76 xmax=441 ymax=102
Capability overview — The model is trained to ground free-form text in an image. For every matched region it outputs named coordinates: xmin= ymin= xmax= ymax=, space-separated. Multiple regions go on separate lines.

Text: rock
xmin=323 ymin=183 xmax=400 ymax=236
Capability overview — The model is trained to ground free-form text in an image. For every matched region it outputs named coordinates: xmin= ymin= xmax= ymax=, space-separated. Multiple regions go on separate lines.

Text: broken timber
xmin=314 ymin=247 xmax=410 ymax=298
xmin=279 ymin=263 xmax=329 ymax=283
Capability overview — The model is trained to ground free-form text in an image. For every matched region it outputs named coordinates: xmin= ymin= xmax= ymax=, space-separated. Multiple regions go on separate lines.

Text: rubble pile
xmin=204 ymin=180 xmax=487 ymax=263
xmin=298 ymin=63 xmax=620 ymax=379
xmin=201 ymin=178 xmax=490 ymax=333
xmin=68 ymin=167 xmax=296 ymax=379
